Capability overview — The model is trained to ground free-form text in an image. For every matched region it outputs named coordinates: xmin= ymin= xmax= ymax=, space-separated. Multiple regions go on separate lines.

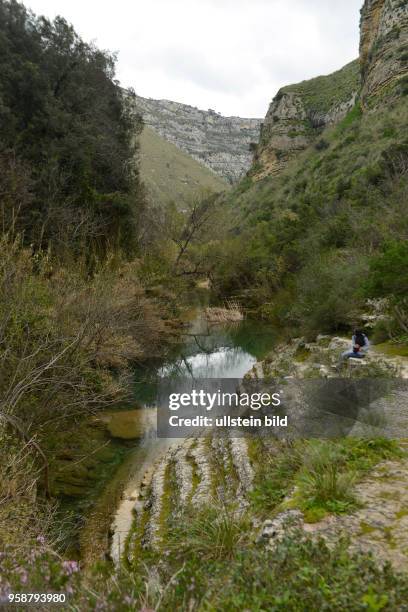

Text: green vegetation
xmin=211 ymin=94 xmax=408 ymax=339
xmin=282 ymin=59 xmax=360 ymax=114
xmin=139 ymin=127 xmax=228 ymax=208
xmin=0 ymin=0 xmax=204 ymax=571
xmin=249 ymin=438 xmax=402 ymax=521
xmin=1 ymin=0 xmax=408 ymax=608
xmin=0 ymin=0 xmax=143 ymax=258
xmin=3 ymin=529 xmax=408 ymax=610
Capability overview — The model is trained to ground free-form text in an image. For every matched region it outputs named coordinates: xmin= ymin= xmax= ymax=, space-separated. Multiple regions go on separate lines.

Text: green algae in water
xmin=101 ymin=410 xmax=146 ymax=440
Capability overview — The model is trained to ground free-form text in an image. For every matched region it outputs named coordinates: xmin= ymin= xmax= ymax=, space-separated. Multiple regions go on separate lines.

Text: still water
xmin=107 ymin=309 xmax=277 ymax=562
xmin=134 ymin=310 xmax=277 ymax=402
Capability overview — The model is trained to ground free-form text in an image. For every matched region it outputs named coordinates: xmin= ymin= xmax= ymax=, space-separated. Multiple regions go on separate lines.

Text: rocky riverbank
xmin=113 ymin=333 xmax=408 ymax=582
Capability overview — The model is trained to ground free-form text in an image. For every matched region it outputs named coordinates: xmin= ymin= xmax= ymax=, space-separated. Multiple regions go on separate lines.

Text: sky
xmin=25 ymin=0 xmax=363 ymax=118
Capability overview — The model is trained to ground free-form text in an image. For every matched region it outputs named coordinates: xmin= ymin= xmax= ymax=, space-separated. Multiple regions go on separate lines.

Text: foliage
xmin=249 ymin=440 xmax=301 ymax=515
xmin=366 ymin=241 xmax=408 ymax=300
xmin=0 ymin=0 xmax=144 ymax=258
xmin=4 ymin=532 xmax=407 ymax=611
xmin=282 ymin=59 xmax=360 ymax=115
xmin=211 ymin=91 xmax=408 ymax=337
xmin=364 ymin=241 xmax=408 ymax=336
xmin=0 ymin=236 xmax=178 ymax=510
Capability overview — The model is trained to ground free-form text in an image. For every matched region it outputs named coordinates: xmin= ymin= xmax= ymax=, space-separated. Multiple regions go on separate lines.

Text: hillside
xmin=133 ymin=94 xmax=261 ymax=184
xmin=253 ymin=60 xmax=360 ymax=179
xmin=211 ymin=0 xmax=408 ymax=341
xmin=139 ymin=126 xmax=228 ymax=207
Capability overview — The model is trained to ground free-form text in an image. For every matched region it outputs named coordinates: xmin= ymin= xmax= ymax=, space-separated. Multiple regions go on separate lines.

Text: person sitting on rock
xmin=341 ymin=329 xmax=370 ymax=361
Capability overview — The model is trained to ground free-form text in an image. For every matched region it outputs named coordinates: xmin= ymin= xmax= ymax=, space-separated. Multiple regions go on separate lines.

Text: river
xmin=83 ymin=307 xmax=277 ymax=564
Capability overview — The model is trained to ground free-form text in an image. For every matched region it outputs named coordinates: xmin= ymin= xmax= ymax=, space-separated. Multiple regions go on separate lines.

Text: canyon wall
xmin=133 ymin=95 xmax=262 ymax=184
xmin=253 ymin=61 xmax=360 ymax=180
xmin=360 ymin=0 xmax=408 ymax=104
xmin=252 ymin=0 xmax=408 ymax=181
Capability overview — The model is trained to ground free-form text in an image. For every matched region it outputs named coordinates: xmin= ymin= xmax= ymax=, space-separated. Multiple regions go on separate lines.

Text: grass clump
xmin=165 ymin=503 xmax=249 ymax=562
xmin=293 ymin=441 xmax=358 ymax=520
xmin=249 ymin=438 xmax=402 ymax=521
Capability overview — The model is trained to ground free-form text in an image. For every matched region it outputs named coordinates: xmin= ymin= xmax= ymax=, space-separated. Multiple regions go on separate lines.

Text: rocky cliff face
xmin=252 ymin=0 xmax=408 ymax=180
xmin=360 ymin=0 xmax=408 ymax=105
xmin=133 ymin=95 xmax=262 ymax=184
xmin=253 ymin=61 xmax=360 ymax=180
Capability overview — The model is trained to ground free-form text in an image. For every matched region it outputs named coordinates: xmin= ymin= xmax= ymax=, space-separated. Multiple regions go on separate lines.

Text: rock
xmin=253 ymin=62 xmax=359 ymax=180
xmin=131 ymin=95 xmax=262 ymax=184
xmin=303 ymin=457 xmax=408 ymax=571
xmin=259 ymin=510 xmax=304 ymax=544
xmin=319 ymin=365 xmax=330 ymax=377
xmin=229 ymin=438 xmax=254 ymax=499
xmin=348 ymin=358 xmax=365 ymax=366
xmin=360 ymin=0 xmax=408 ymax=105
xmin=190 ymin=440 xmax=213 ymax=507
xmin=328 ymin=337 xmax=350 ymax=351
xmin=251 ymin=363 xmax=264 ymax=379
xmin=174 ymin=442 xmax=193 ymax=506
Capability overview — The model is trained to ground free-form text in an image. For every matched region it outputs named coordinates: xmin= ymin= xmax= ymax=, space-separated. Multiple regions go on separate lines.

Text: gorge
xmin=1 ymin=0 xmax=408 ymax=607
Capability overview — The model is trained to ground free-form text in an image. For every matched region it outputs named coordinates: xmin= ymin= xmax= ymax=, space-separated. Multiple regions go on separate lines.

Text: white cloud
xmin=25 ymin=0 xmax=363 ymax=117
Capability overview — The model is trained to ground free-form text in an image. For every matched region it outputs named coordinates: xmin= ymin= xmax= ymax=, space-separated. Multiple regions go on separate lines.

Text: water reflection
xmin=109 ymin=310 xmax=277 ymax=562
xmin=133 ymin=311 xmax=277 ymax=403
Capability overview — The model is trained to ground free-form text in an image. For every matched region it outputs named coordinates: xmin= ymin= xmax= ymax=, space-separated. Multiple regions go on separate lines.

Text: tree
xmin=365 ymin=241 xmax=408 ymax=334
xmin=0 ymin=0 xmax=145 ymax=258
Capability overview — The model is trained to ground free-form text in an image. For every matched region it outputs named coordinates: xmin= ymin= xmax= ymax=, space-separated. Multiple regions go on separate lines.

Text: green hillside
xmin=139 ymin=126 xmax=229 ymax=206
xmin=211 ymin=90 xmax=408 ymax=338
xmin=282 ymin=59 xmax=360 ymax=114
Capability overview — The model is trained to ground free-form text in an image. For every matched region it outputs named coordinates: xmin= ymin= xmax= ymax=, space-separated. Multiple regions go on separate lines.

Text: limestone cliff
xmin=360 ymin=0 xmax=408 ymax=105
xmin=253 ymin=61 xmax=360 ymax=180
xmin=133 ymin=95 xmax=261 ymax=184
xmin=252 ymin=0 xmax=408 ymax=181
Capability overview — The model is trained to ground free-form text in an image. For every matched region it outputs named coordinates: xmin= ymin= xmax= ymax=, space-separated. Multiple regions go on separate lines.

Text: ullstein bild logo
xmin=157 ymin=377 xmax=408 ymax=439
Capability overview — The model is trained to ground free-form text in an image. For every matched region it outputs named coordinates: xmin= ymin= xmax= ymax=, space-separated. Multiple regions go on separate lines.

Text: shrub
xmin=294 ymin=441 xmax=358 ymax=518
xmin=289 ymin=251 xmax=368 ymax=335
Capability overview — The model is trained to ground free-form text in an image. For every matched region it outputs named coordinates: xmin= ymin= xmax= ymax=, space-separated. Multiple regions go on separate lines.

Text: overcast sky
xmin=25 ymin=0 xmax=363 ymax=118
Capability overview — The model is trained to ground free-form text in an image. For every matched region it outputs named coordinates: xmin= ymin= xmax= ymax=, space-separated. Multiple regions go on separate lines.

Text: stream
xmin=85 ymin=307 xmax=277 ymax=564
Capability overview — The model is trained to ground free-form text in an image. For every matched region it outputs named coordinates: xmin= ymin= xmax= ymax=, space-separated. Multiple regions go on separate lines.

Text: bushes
xmin=206 ymin=535 xmax=408 ymax=611
xmin=0 ymin=237 xmax=176 ymax=424
xmin=289 ymin=251 xmax=368 ymax=335
xmin=0 ymin=236 xmax=178 ymax=514
xmin=365 ymin=241 xmax=408 ymax=336
xmin=212 ymin=91 xmax=408 ymax=336
xmin=365 ymin=241 xmax=408 ymax=301
xmin=3 ymin=530 xmax=407 ymax=611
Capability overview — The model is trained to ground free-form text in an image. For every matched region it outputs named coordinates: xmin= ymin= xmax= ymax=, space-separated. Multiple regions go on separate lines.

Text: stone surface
xmin=251 ymin=0 xmax=408 ymax=179
xmin=304 ymin=457 xmax=408 ymax=571
xmin=259 ymin=510 xmax=304 ymax=545
xmin=253 ymin=61 xmax=360 ymax=180
xmin=360 ymin=0 xmax=408 ymax=105
xmin=131 ymin=95 xmax=261 ymax=184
